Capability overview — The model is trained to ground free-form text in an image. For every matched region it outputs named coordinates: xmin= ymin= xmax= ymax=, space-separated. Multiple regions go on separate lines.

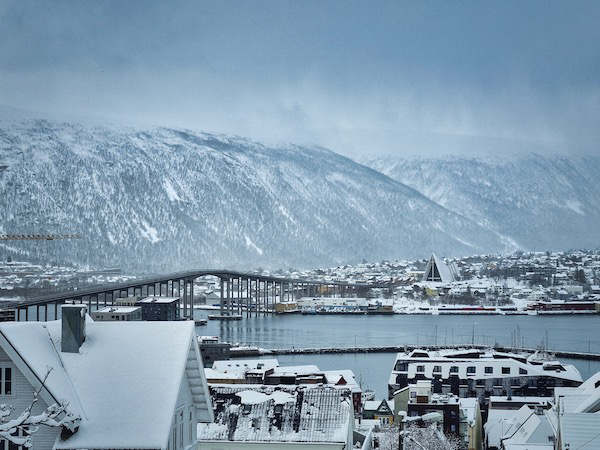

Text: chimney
xmin=61 ymin=305 xmax=87 ymax=353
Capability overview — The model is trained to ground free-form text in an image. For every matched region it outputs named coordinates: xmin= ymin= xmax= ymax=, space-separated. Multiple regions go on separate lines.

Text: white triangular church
xmin=422 ymin=253 xmax=458 ymax=283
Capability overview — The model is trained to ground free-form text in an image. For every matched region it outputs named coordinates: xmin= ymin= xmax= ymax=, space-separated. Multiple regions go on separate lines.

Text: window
xmin=467 ymin=366 xmax=476 ymax=375
xmin=416 ymin=365 xmax=425 ymax=373
xmin=396 ymin=362 xmax=409 ymax=371
xmin=0 ymin=426 xmax=28 ymax=450
xmin=494 ymin=378 xmax=503 ymax=387
xmin=485 ymin=366 xmax=493 ymax=374
xmin=189 ymin=410 xmax=193 ymax=442
xmin=450 ymin=366 xmax=459 ymax=374
xmin=476 ymin=379 xmax=485 ymax=387
xmin=502 ymin=367 xmax=511 ymax=375
xmin=173 ymin=408 xmax=184 ymax=449
xmin=519 ymin=368 xmax=528 ymax=375
xmin=0 ymin=367 xmax=12 ymax=396
xmin=433 ymin=366 xmax=442 ymax=373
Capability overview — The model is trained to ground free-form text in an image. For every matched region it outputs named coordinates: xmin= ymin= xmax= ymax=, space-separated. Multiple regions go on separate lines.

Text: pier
xmin=231 ymin=344 xmax=600 ymax=361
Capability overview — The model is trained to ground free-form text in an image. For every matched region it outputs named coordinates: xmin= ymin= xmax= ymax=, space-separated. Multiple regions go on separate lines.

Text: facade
xmin=406 ymin=381 xmax=461 ymax=437
xmin=0 ymin=305 xmax=212 ymax=449
xmin=138 ymin=296 xmax=181 ymax=321
xmin=402 ymin=381 xmax=482 ymax=450
xmin=388 ymin=348 xmax=582 ymax=415
xmin=362 ymin=400 xmax=394 ymax=425
xmin=91 ymin=305 xmax=142 ymax=321
xmin=198 ymin=336 xmax=231 ymax=367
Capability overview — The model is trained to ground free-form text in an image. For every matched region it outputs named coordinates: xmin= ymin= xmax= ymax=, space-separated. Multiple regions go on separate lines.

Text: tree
xmin=376 ymin=424 xmax=401 ymax=450
xmin=0 ymin=369 xmax=80 ymax=448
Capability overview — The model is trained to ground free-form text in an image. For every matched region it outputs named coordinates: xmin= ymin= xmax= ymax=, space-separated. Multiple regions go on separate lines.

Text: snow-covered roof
xmin=138 ymin=295 xmax=180 ymax=303
xmin=199 ymin=385 xmax=352 ymax=444
xmin=559 ymin=413 xmax=600 ymax=449
xmin=497 ymin=406 xmax=557 ymax=449
xmin=458 ymin=397 xmax=478 ymax=426
xmin=272 ymin=365 xmax=321 ymax=376
xmin=422 ymin=254 xmax=456 ymax=283
xmin=95 ymin=306 xmax=140 ymax=313
xmin=558 ymin=370 xmax=600 ymax=413
xmin=0 ymin=319 xmax=212 ymax=449
xmin=212 ymin=358 xmax=279 ymax=374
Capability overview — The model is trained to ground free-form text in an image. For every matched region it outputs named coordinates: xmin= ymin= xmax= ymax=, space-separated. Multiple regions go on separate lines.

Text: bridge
xmin=8 ymin=269 xmax=387 ymax=321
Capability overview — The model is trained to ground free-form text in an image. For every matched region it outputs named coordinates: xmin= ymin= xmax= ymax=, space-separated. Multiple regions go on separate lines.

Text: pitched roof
xmin=422 ymin=254 xmax=456 ymax=283
xmin=559 ymin=413 xmax=600 ymax=450
xmin=0 ymin=319 xmax=212 ymax=449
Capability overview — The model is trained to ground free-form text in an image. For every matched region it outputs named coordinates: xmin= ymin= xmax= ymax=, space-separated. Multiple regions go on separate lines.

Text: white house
xmin=0 ymin=305 xmax=213 ymax=449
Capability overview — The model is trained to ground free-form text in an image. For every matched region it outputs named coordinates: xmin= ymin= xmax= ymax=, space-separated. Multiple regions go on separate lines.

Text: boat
xmin=208 ymin=314 xmax=243 ymax=321
xmin=194 ymin=319 xmax=208 ymax=326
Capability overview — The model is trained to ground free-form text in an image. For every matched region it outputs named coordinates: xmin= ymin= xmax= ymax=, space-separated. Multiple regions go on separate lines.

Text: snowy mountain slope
xmin=362 ymin=154 xmax=600 ymax=252
xmin=0 ymin=118 xmax=509 ymax=271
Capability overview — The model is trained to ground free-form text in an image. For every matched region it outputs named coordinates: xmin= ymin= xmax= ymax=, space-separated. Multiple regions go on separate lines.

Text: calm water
xmin=196 ymin=312 xmax=600 ymax=399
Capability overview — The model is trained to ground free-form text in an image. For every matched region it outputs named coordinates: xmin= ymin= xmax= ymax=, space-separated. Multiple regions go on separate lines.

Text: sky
xmin=1 ymin=0 xmax=599 ymax=157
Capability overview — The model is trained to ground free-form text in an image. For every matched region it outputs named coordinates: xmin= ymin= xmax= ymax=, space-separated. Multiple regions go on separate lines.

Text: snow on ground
xmin=163 ymin=178 xmax=181 ymax=202
xmin=139 ymin=220 xmax=160 ymax=244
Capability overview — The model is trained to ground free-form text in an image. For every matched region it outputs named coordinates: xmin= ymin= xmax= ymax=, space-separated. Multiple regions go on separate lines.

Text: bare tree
xmin=0 ymin=368 xmax=81 ymax=448
xmin=376 ymin=424 xmax=401 ymax=450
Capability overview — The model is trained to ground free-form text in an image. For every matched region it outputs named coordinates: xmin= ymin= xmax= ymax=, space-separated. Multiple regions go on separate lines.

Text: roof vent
xmin=61 ymin=305 xmax=87 ymax=353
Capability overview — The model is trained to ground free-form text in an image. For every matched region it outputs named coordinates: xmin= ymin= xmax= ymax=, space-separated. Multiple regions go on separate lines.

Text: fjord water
xmin=198 ymin=313 xmax=600 ymax=398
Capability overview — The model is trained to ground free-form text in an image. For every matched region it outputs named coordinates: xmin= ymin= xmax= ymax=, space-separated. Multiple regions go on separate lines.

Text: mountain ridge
xmin=0 ymin=117 xmax=510 ymax=271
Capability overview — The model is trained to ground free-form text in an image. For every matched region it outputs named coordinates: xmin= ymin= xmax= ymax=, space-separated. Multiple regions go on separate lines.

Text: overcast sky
xmin=1 ymin=0 xmax=599 ymax=157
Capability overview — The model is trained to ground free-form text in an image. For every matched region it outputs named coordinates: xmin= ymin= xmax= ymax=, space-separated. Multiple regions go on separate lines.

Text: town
xmin=4 ymin=249 xmax=600 ymax=316
xmin=0 ymin=249 xmax=599 ymax=448
xmin=0 ymin=298 xmax=598 ymax=449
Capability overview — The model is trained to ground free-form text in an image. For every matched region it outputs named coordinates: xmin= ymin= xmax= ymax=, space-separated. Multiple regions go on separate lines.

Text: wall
xmin=0 ymin=347 xmax=59 ymax=450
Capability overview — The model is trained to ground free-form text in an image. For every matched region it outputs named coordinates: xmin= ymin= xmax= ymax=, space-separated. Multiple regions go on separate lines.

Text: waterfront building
xmin=138 ymin=296 xmax=181 ymax=321
xmin=198 ymin=336 xmax=231 ymax=366
xmin=0 ymin=305 xmax=212 ymax=449
xmin=388 ymin=348 xmax=582 ymax=410
xmin=90 ymin=305 xmax=142 ymax=321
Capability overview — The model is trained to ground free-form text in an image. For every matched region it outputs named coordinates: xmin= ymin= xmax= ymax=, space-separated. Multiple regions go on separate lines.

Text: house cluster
xmin=270 ymin=250 xmax=600 ymax=315
xmin=358 ymin=346 xmax=600 ymax=449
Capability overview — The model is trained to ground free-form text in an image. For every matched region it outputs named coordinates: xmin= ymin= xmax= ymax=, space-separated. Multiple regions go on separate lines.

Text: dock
xmin=228 ymin=344 xmax=600 ymax=361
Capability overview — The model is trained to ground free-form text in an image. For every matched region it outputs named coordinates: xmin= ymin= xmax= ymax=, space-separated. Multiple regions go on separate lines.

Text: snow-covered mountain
xmin=362 ymin=154 xmax=600 ymax=252
xmin=0 ymin=117 xmax=509 ymax=271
